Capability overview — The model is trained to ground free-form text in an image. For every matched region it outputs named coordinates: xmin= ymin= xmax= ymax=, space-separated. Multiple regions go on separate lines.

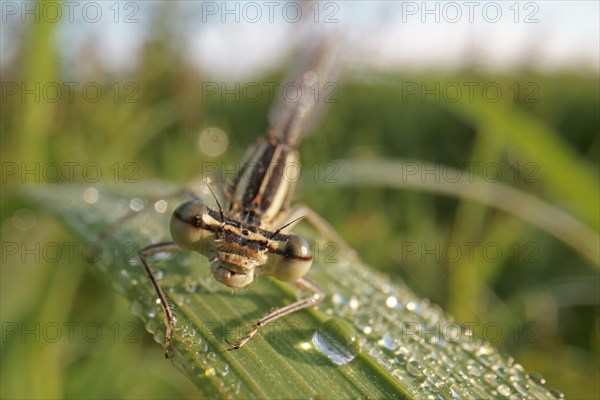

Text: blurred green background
xmin=1 ymin=2 xmax=599 ymax=399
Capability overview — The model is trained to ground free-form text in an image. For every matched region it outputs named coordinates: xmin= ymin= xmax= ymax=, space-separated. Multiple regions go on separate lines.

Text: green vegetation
xmin=1 ymin=10 xmax=598 ymax=400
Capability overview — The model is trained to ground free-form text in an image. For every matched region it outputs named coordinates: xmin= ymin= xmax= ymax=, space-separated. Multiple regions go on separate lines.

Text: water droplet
xmin=332 ymin=292 xmax=346 ymax=305
xmin=475 ymin=342 xmax=494 ymax=356
xmin=497 ymin=384 xmax=512 ymax=396
xmin=495 ymin=366 xmax=508 ymax=379
xmin=204 ymin=367 xmax=216 ymax=377
xmin=466 ymin=362 xmax=482 ymax=377
xmin=196 ymin=338 xmax=208 ymax=354
xmin=449 ymin=383 xmax=461 ymax=398
xmin=146 ymin=319 xmax=158 ymax=334
xmin=431 ymin=381 xmax=453 ymax=398
xmin=216 ymin=362 xmax=230 ymax=377
xmin=130 ymin=301 xmax=142 ymax=316
xmin=230 ymin=382 xmax=241 ymax=395
xmin=548 ymin=387 xmax=565 ymax=399
xmin=154 ymin=199 xmax=168 ymax=213
xmin=198 ymin=127 xmax=229 ymax=157
xmin=185 ymin=281 xmax=198 ymax=293
xmin=206 ymin=351 xmax=217 ymax=364
xmin=484 ymin=372 xmax=499 ymax=386
xmin=434 ymin=365 xmax=450 ymax=380
xmin=527 ymin=371 xmax=546 ymax=385
xmin=385 ymin=296 xmax=398 ymax=308
xmin=407 ymin=359 xmax=425 ymax=379
xmin=348 ymin=296 xmax=359 ymax=311
xmin=512 ymin=363 xmax=524 ymax=372
xmin=153 ymin=329 xmax=164 ymax=344
xmin=83 ymin=188 xmax=99 ymax=204
xmin=312 ymin=318 xmax=360 ymax=365
xmin=379 ymin=334 xmax=397 ymax=351
xmin=511 ymin=376 xmax=530 ymax=396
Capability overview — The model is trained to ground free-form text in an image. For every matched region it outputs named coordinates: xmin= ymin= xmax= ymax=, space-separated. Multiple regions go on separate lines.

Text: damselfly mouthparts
xmin=101 ymin=39 xmax=346 ymax=357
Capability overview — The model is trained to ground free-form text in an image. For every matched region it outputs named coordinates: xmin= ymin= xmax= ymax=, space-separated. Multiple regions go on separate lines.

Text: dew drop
xmin=130 ymin=301 xmax=142 ymax=317
xmin=548 ymin=387 xmax=565 ymax=399
xmin=312 ymin=318 xmax=360 ymax=365
xmin=198 ymin=127 xmax=229 ymax=157
xmin=466 ymin=362 xmax=482 ymax=377
xmin=449 ymin=383 xmax=461 ymax=398
xmin=475 ymin=342 xmax=494 ymax=356
xmin=434 ymin=365 xmax=450 ymax=380
xmin=497 ymin=384 xmax=512 ymax=396
xmin=407 ymin=359 xmax=425 ymax=379
xmin=154 ymin=199 xmax=168 ymax=213
xmin=185 ymin=282 xmax=198 ymax=293
xmin=511 ymin=377 xmax=530 ymax=396
xmin=204 ymin=367 xmax=216 ymax=377
xmin=196 ymin=338 xmax=208 ymax=353
xmin=83 ymin=188 xmax=99 ymax=204
xmin=216 ymin=362 xmax=230 ymax=377
xmin=146 ymin=319 xmax=158 ymax=334
xmin=484 ymin=372 xmax=499 ymax=386
xmin=332 ymin=292 xmax=346 ymax=305
xmin=230 ymin=382 xmax=241 ymax=395
xmin=206 ymin=351 xmax=217 ymax=364
xmin=385 ymin=296 xmax=398 ymax=308
xmin=152 ymin=329 xmax=166 ymax=345
xmin=527 ymin=371 xmax=546 ymax=385
xmin=379 ymin=334 xmax=397 ymax=351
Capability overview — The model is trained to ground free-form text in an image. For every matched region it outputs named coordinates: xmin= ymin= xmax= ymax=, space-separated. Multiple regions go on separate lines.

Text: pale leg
xmin=226 ymin=277 xmax=324 ymax=350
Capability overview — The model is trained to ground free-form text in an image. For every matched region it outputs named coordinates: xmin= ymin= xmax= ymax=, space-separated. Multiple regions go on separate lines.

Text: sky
xmin=1 ymin=1 xmax=599 ymax=78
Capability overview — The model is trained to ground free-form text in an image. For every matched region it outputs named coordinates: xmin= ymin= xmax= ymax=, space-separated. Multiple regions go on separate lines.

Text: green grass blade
xmin=325 ymin=159 xmax=599 ymax=267
xmin=24 ymin=183 xmax=564 ymax=399
xmin=448 ymin=100 xmax=600 ymax=230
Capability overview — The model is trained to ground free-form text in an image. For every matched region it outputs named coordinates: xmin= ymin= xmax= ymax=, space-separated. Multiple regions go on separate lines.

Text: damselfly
xmin=102 ymin=39 xmax=346 ymax=357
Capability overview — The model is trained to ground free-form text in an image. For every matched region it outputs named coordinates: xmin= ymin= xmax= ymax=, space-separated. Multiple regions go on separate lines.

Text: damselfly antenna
xmin=270 ymin=216 xmax=305 ymax=239
xmin=206 ymin=184 xmax=224 ymax=222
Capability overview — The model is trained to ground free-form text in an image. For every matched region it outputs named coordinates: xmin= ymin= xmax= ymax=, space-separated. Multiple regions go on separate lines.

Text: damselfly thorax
xmin=170 ymin=133 xmax=311 ymax=289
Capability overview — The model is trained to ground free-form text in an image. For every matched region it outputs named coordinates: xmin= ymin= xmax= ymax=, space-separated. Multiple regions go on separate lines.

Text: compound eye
xmin=170 ymin=200 xmax=215 ymax=252
xmin=272 ymin=235 xmax=313 ymax=282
